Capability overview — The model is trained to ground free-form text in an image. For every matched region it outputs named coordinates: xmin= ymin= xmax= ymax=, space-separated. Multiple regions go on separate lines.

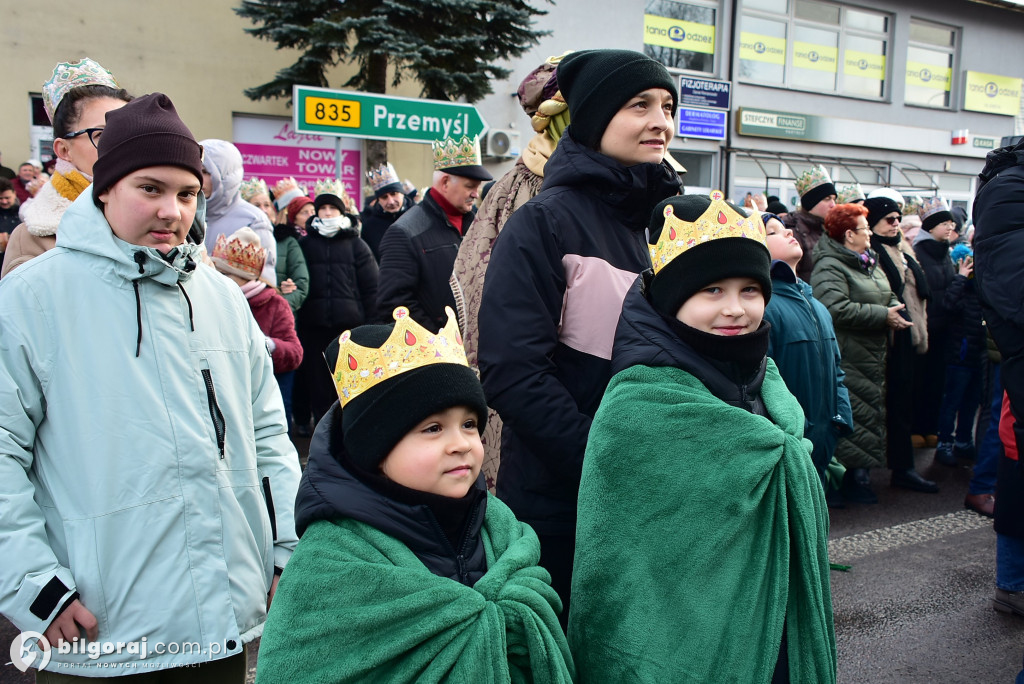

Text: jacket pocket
xmin=201 ymin=368 xmax=226 ymax=458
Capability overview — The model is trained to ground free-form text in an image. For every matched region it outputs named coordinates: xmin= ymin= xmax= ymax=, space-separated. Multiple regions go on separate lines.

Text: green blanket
xmin=256 ymin=494 xmax=575 ymax=683
xmin=568 ymin=362 xmax=836 ymax=683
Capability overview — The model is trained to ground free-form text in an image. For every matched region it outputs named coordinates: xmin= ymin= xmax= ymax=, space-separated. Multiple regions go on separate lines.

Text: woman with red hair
xmin=812 ymin=203 xmax=913 ymax=505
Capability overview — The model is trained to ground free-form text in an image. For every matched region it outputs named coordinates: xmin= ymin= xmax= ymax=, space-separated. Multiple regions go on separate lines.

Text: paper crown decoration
xmin=650 ymin=190 xmax=767 ymax=276
xmin=794 ymin=165 xmax=834 ymax=198
xmin=432 ymin=136 xmax=483 ymax=170
xmin=366 ymin=163 xmax=401 ymax=193
xmin=902 ymin=195 xmax=923 ymax=216
xmin=837 ymin=183 xmax=865 ymax=204
xmin=918 ymin=196 xmax=951 ymax=221
xmin=43 ymin=58 xmax=120 ymax=123
xmin=212 ymin=231 xmax=267 ymax=278
xmin=239 ymin=177 xmax=269 ymax=202
xmin=333 ymin=306 xmax=468 ymax=407
xmin=314 ymin=178 xmax=350 ymax=201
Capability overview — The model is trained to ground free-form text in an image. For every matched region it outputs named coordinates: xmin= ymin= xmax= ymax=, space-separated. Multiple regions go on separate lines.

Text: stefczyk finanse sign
xmin=293 ymin=86 xmax=488 ymax=143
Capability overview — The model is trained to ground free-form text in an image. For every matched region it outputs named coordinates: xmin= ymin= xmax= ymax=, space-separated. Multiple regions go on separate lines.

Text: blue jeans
xmin=275 ymin=370 xmax=295 ymax=435
xmin=971 ymin=365 xmax=1002 ymax=495
xmin=998 ymin=533 xmax=1024 ymax=592
xmin=937 ymin=364 xmax=982 ymax=445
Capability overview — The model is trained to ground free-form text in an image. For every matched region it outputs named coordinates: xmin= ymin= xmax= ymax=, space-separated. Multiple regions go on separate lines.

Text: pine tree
xmin=236 ymin=0 xmax=550 ymax=167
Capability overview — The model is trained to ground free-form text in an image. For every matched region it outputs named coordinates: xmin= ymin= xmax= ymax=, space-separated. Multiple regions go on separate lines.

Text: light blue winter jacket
xmin=0 ymin=190 xmax=301 ymax=675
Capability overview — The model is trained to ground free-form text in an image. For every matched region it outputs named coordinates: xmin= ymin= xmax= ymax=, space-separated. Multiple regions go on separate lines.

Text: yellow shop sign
xmin=793 ymin=41 xmax=837 ymax=73
xmin=843 ymin=49 xmax=885 ymax=80
xmin=906 ymin=61 xmax=951 ymax=91
xmin=964 ymin=71 xmax=1022 ymax=116
xmin=643 ymin=15 xmax=716 ymax=55
xmin=739 ymin=32 xmax=786 ymax=65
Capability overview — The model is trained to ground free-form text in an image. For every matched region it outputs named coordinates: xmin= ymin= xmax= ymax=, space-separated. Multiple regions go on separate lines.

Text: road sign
xmin=294 ymin=86 xmax=488 ymax=143
xmin=678 ymin=107 xmax=727 ymax=140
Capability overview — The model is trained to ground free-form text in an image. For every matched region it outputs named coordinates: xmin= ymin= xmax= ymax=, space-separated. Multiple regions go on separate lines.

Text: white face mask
xmin=311 ymin=215 xmax=351 ymax=238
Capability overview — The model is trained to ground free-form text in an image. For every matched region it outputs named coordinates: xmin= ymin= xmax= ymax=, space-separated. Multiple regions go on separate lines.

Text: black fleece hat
xmin=799 ymin=182 xmax=837 ymax=212
xmin=314 ymin=193 xmax=347 ymax=214
xmin=647 ymin=194 xmax=772 ymax=318
xmin=324 ymin=324 xmax=488 ymax=472
xmin=92 ymin=93 xmax=203 ymax=206
xmin=557 ymin=49 xmax=677 ymax=150
xmin=863 ymin=196 xmax=901 ymax=230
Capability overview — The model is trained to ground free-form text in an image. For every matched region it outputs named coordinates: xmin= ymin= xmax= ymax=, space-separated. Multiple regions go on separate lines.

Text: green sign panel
xmin=737 ymin=107 xmax=822 ymax=141
xmin=293 ymin=86 xmax=488 ymax=143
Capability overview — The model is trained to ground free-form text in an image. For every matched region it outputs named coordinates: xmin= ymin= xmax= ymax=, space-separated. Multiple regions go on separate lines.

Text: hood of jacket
xmin=295 ymin=404 xmax=489 ymax=584
xmin=201 ymin=139 xmax=246 ymax=222
xmin=55 ymin=189 xmax=204 ymax=286
xmin=541 ymin=133 xmax=682 ymax=233
xmin=612 ymin=279 xmax=767 ymax=411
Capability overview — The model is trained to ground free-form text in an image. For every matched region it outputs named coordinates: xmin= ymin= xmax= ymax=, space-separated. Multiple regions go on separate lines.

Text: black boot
xmin=842 ymin=468 xmax=878 ymax=504
xmin=891 ymin=468 xmax=939 ymax=493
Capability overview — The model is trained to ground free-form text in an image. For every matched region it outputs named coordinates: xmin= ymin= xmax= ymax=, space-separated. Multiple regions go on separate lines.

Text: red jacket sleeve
xmin=265 ymin=292 xmax=303 ymax=373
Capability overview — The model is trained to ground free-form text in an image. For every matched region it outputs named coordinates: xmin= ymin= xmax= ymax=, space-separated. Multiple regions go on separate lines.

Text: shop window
xmin=905 ymin=19 xmax=957 ymax=109
xmin=644 ymin=0 xmax=717 ymax=74
xmin=739 ymin=0 xmax=889 ymax=100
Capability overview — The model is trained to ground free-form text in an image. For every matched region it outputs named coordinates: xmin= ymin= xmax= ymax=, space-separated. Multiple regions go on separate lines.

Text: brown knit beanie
xmin=92 ymin=93 xmax=204 ymax=206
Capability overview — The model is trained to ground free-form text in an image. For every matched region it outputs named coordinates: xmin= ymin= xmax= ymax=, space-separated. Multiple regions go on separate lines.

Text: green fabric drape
xmin=569 ymin=361 xmax=836 ymax=683
xmin=256 ymin=494 xmax=575 ymax=684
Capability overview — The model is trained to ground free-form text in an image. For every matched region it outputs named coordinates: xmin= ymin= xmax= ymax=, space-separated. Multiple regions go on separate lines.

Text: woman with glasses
xmin=812 ymin=203 xmax=912 ymax=505
xmin=865 ymin=196 xmax=938 ymax=495
xmin=2 ymin=58 xmax=131 ymax=277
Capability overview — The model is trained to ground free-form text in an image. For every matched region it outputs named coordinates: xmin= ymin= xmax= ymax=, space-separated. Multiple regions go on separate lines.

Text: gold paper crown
xmin=212 ymin=231 xmax=267 ymax=277
xmin=333 ymin=307 xmax=468 ymax=407
xmin=432 ymin=136 xmax=482 ymax=170
xmin=314 ymin=178 xmax=350 ymax=202
xmin=43 ymin=58 xmax=119 ymax=123
xmin=918 ymin=196 xmax=950 ymax=221
xmin=649 ymin=190 xmax=767 ymax=276
xmin=366 ymin=163 xmax=401 ymax=193
xmin=239 ymin=177 xmax=269 ymax=202
xmin=836 ymin=183 xmax=865 ymax=204
xmin=794 ymin=165 xmax=833 ymax=198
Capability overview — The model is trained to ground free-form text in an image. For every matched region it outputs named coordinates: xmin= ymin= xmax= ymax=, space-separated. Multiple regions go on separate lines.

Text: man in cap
xmin=376 ymin=136 xmax=492 ymax=330
xmin=782 ymin=165 xmax=838 ymax=282
xmin=360 ymin=161 xmax=413 ymax=262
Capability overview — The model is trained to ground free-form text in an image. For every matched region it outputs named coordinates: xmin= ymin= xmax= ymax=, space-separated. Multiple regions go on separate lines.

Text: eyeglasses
xmin=883 ymin=216 xmax=901 ymax=225
xmin=62 ymin=127 xmax=104 ymax=148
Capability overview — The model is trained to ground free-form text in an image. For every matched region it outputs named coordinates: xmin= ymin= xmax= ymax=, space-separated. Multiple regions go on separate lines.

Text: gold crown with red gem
xmin=649 ymin=190 xmax=767 ymax=276
xmin=211 ymin=231 xmax=267 ymax=278
xmin=333 ymin=306 xmax=468 ymax=406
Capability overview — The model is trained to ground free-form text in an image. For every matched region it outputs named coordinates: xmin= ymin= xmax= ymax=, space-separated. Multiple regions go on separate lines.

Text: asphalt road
xmin=3 ymin=443 xmax=1022 ymax=682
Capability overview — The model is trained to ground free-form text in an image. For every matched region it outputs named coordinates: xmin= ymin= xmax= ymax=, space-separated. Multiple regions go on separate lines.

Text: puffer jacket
xmin=273 ymin=225 xmax=309 ymax=313
xmin=811 ymin=235 xmax=897 ymax=470
xmin=478 ymin=133 xmax=681 ymax=535
xmin=297 ymin=223 xmax=378 ymax=333
xmin=201 ymin=139 xmax=277 ymax=284
xmin=0 ymin=191 xmax=301 ymax=673
xmin=913 ymin=230 xmax=966 ymax=338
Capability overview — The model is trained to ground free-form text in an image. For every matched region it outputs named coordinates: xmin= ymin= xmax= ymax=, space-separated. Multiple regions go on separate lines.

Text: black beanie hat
xmin=647 ymin=194 xmax=772 ymax=318
xmin=314 ymin=193 xmax=347 ymax=214
xmin=324 ymin=324 xmax=489 ymax=472
xmin=92 ymin=93 xmax=203 ymax=206
xmin=557 ymin=49 xmax=677 ymax=150
xmin=863 ymin=196 xmax=901 ymax=231
xmin=799 ymin=182 xmax=838 ymax=212
xmin=765 ymin=200 xmax=789 ymax=215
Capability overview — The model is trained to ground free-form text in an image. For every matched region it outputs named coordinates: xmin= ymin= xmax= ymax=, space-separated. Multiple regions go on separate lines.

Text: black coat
xmin=913 ymin=236 xmax=965 ymax=337
xmin=360 ymin=195 xmax=413 ymax=263
xmin=294 ymin=404 xmax=490 ymax=585
xmin=0 ymin=206 xmax=19 ymax=237
xmin=477 ymin=134 xmax=681 ymax=535
xmin=376 ymin=190 xmax=471 ymax=330
xmin=297 ymin=225 xmax=378 ymax=333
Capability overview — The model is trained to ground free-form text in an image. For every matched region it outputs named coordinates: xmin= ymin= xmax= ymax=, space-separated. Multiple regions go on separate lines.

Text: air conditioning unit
xmin=483 ymin=129 xmax=521 ymax=159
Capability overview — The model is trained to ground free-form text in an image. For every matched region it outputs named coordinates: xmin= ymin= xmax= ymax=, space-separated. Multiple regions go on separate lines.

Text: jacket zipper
xmin=261 ymin=477 xmax=278 ymax=541
xmin=201 ymin=369 xmax=226 ymax=458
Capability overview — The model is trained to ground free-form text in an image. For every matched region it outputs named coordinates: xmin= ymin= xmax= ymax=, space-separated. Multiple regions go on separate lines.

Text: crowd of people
xmin=0 ymin=50 xmax=1022 ymax=683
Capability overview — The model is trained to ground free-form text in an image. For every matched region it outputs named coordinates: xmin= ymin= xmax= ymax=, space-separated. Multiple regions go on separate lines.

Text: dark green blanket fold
xmin=568 ymin=361 xmax=835 ymax=683
xmin=256 ymin=494 xmax=575 ymax=683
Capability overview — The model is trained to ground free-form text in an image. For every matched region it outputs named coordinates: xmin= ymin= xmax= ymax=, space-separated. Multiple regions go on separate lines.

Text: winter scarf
xmin=240 ymin=279 xmax=267 ymax=300
xmin=256 ymin=495 xmax=575 ymax=684
xmin=569 ymin=362 xmax=836 ymax=684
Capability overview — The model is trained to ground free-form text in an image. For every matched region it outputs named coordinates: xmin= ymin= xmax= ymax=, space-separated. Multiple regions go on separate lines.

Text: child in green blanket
xmin=568 ymin=192 xmax=836 ymax=683
xmin=255 ymin=306 xmax=574 ymax=684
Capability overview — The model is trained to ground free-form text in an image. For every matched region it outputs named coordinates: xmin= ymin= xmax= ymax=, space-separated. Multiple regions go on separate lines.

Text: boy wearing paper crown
xmin=782 ymin=164 xmax=838 ymax=282
xmin=0 ymin=93 xmax=301 ymax=679
xmin=569 ymin=192 xmax=836 ymax=683
xmin=255 ymin=307 xmax=574 ymax=683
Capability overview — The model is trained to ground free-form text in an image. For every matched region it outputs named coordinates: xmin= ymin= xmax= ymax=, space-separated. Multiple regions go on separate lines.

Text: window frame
xmin=644 ymin=0 xmax=722 ymax=77
xmin=904 ymin=17 xmax=960 ymax=111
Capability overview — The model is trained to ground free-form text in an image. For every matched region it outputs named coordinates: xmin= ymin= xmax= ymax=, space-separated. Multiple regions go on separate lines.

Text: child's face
xmin=598 ymin=88 xmax=675 ymax=166
xmin=764 ymin=218 xmax=803 ymax=264
xmin=318 ymin=203 xmax=342 ymax=219
xmin=675 ymin=277 xmax=765 ymax=336
xmin=98 ymin=166 xmax=201 ymax=254
xmin=381 ymin=406 xmax=484 ymax=498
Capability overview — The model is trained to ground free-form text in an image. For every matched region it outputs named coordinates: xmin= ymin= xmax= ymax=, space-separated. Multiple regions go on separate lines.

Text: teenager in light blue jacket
xmin=0 ymin=93 xmax=300 ymax=681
